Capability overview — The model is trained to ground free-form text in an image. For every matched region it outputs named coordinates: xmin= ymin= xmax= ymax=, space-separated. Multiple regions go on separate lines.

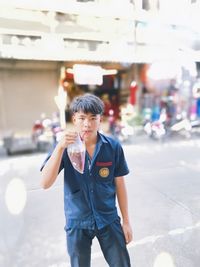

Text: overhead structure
xmin=0 ymin=0 xmax=199 ymax=63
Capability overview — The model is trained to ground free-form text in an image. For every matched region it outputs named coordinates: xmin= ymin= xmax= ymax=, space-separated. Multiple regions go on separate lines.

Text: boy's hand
xmin=57 ymin=131 xmax=78 ymax=149
xmin=122 ymin=222 xmax=133 ymax=244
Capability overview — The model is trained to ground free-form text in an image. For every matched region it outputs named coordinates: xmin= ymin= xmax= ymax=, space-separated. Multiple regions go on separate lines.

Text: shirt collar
xmin=87 ymin=132 xmax=107 ymax=168
xmin=97 ymin=131 xmax=108 ymax=144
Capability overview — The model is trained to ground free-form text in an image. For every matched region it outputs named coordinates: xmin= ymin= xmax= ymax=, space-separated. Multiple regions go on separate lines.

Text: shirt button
xmin=90 ymin=189 xmax=93 ymax=193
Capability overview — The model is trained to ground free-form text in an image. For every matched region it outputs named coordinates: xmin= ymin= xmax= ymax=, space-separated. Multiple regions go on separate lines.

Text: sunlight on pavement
xmin=171 ymin=139 xmax=200 ymax=148
xmin=127 ymin=220 xmax=200 ymax=249
xmin=125 ymin=139 xmax=200 ymax=154
xmin=153 ymin=252 xmax=175 ymax=267
xmin=179 ymin=159 xmax=200 ymax=171
xmin=0 ymin=161 xmax=10 ymax=176
xmin=5 ymin=178 xmax=27 ymax=215
xmin=169 ymin=205 xmax=194 ymax=225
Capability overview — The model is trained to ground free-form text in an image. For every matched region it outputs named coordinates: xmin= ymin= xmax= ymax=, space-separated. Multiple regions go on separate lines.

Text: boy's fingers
xmin=122 ymin=225 xmax=133 ymax=244
xmin=62 ymin=131 xmax=77 ymax=140
xmin=64 ymin=132 xmax=77 ymax=137
xmin=125 ymin=232 xmax=131 ymax=244
xmin=128 ymin=231 xmax=133 ymax=243
xmin=125 ymin=233 xmax=129 ymax=244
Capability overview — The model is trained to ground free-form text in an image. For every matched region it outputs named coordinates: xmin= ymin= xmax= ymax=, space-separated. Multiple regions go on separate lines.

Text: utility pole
xmin=54 ymin=67 xmax=67 ymax=130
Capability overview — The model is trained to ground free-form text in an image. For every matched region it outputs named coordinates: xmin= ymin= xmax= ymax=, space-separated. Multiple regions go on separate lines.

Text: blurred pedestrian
xmin=40 ymin=93 xmax=133 ymax=267
xmin=108 ymin=108 xmax=117 ymax=136
xmin=129 ymin=81 xmax=138 ymax=106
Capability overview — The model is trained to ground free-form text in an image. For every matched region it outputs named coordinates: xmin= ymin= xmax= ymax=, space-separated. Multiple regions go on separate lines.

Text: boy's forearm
xmin=115 ymin=177 xmax=130 ymax=223
xmin=41 ymin=144 xmax=65 ymax=189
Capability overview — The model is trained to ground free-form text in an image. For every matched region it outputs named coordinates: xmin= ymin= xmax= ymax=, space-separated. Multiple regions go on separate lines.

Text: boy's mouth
xmin=82 ymin=130 xmax=91 ymax=137
xmin=83 ymin=130 xmax=90 ymax=134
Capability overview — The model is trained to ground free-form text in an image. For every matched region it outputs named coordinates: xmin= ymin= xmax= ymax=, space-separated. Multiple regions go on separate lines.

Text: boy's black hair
xmin=70 ymin=93 xmax=104 ymax=115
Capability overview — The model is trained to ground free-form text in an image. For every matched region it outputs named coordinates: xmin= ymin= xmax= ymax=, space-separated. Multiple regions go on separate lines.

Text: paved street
xmin=0 ymin=136 xmax=200 ymax=267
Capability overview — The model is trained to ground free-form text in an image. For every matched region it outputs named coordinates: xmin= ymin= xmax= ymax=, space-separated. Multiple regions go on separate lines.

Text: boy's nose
xmin=83 ymin=119 xmax=91 ymax=126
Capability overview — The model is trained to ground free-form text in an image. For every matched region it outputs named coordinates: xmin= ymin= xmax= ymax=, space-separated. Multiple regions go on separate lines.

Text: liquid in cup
xmin=67 ymin=134 xmax=86 ymax=174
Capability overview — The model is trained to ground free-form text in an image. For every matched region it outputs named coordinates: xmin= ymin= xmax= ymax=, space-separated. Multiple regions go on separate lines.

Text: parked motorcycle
xmin=144 ymin=120 xmax=166 ymax=140
xmin=143 ymin=108 xmax=167 ymax=140
xmin=115 ymin=121 xmax=134 ymax=143
xmin=32 ymin=114 xmax=62 ymax=151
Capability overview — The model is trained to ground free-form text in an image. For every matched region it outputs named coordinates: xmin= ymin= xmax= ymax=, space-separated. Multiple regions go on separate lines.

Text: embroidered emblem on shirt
xmin=96 ymin=161 xmax=112 ymax=166
xmin=99 ymin=167 xmax=109 ymax=178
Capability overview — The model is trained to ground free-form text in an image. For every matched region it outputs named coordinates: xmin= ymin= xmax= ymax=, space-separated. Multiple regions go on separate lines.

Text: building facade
xmin=0 ymin=0 xmax=199 ymax=133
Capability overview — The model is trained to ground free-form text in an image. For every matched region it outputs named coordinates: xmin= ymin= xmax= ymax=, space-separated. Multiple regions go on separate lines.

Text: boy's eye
xmin=77 ymin=116 xmax=98 ymax=122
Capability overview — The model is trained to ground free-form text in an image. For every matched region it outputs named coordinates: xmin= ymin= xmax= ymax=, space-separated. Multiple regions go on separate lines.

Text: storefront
xmin=60 ymin=63 xmax=124 ymax=122
xmin=0 ymin=59 xmax=137 ymax=135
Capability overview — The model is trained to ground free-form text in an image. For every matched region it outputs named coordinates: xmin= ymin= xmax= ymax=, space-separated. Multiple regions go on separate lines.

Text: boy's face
xmin=72 ymin=111 xmax=102 ymax=140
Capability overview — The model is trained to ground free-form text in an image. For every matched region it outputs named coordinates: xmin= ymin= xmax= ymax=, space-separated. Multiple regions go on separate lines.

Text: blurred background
xmin=0 ymin=0 xmax=200 ymax=148
xmin=0 ymin=1 xmax=200 ymax=267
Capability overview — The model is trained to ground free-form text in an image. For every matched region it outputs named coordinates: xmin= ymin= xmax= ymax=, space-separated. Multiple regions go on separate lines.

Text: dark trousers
xmin=66 ymin=219 xmax=131 ymax=267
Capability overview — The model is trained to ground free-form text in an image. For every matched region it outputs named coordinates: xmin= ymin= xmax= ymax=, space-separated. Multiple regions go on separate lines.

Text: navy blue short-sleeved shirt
xmin=41 ymin=132 xmax=129 ymax=230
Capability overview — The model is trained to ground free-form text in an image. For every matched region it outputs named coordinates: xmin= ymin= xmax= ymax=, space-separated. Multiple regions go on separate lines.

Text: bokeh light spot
xmin=153 ymin=252 xmax=175 ymax=267
xmin=5 ymin=178 xmax=27 ymax=215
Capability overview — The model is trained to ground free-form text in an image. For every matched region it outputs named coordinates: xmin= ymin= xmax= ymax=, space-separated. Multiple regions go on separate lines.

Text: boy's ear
xmin=72 ymin=114 xmax=76 ymax=123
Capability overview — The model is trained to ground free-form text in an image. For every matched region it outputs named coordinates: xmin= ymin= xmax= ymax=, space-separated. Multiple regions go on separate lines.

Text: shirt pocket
xmin=95 ymin=161 xmax=114 ymax=182
xmin=64 ymin=190 xmax=89 ymax=218
xmin=95 ymin=183 xmax=116 ymax=212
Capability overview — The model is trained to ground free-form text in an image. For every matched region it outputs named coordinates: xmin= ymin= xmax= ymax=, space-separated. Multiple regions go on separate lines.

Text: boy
xmin=41 ymin=93 xmax=133 ymax=267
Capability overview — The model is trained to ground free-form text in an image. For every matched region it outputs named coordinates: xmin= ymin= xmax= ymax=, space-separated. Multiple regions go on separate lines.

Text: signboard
xmin=73 ymin=64 xmax=103 ymax=85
